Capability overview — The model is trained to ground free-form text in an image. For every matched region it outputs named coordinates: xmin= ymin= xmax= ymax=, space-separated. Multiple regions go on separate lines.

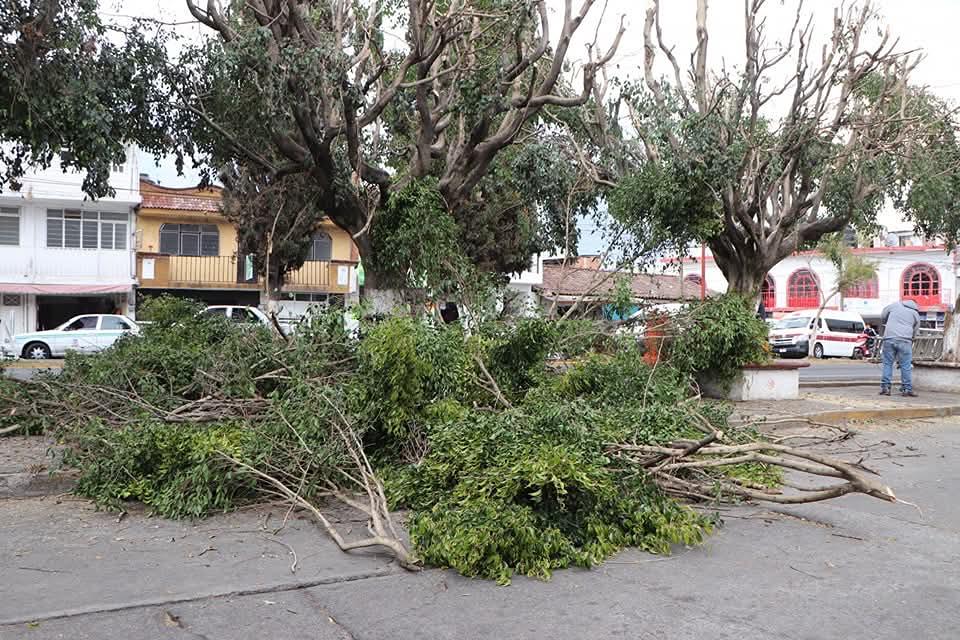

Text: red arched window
xmin=901 ymin=263 xmax=940 ymax=306
xmin=787 ymin=269 xmax=820 ymax=308
xmin=844 ymin=276 xmax=878 ymax=299
xmin=761 ymin=275 xmax=776 ymax=308
xmin=684 ymin=274 xmax=702 ymax=287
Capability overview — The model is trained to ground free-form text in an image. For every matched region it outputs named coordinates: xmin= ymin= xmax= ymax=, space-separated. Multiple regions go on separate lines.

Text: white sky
xmin=109 ymin=1 xmax=960 ymax=251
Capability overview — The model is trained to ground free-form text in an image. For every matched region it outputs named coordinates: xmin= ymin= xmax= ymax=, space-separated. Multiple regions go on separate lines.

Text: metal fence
xmin=868 ymin=329 xmax=944 ymax=362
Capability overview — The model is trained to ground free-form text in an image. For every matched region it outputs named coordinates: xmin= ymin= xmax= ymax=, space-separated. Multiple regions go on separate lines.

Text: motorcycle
xmin=856 ymin=333 xmax=881 ymax=360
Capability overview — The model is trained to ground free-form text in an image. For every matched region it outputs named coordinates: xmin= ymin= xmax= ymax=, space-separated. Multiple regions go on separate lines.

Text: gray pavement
xmin=1 ymin=419 xmax=958 ymax=639
xmin=798 ymin=359 xmax=884 ymax=382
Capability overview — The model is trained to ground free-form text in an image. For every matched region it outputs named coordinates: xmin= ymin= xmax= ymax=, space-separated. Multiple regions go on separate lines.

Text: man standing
xmin=879 ymin=299 xmax=921 ymax=397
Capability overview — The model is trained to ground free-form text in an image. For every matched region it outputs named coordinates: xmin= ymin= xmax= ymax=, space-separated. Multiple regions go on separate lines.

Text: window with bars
xmin=787 ymin=269 xmax=820 ymax=308
xmin=0 ymin=208 xmax=19 ymax=246
xmin=47 ymin=210 xmax=127 ymax=249
xmin=306 ymin=232 xmax=332 ymax=261
xmin=844 ymin=277 xmax=878 ymax=299
xmin=761 ymin=276 xmax=776 ymax=308
xmin=159 ymin=223 xmax=219 ymax=256
xmin=1 ymin=294 xmax=22 ymax=306
xmin=901 ymin=264 xmax=940 ymax=305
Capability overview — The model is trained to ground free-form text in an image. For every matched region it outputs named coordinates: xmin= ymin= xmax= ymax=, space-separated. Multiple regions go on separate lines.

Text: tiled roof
xmin=536 ymin=265 xmax=712 ymax=301
xmin=140 ymin=192 xmax=222 ymax=212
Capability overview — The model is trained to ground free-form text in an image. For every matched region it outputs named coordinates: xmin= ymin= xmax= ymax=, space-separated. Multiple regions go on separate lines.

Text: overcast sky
xmin=117 ymin=0 xmax=960 ymax=187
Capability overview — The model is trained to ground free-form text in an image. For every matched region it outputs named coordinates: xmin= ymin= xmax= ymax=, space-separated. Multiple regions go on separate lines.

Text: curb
xmin=743 ymin=404 xmax=960 ymax=426
xmin=799 ymin=381 xmax=875 ymax=388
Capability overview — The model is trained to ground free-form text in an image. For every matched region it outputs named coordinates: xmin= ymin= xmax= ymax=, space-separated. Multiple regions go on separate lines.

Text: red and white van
xmin=768 ymin=310 xmax=868 ymax=359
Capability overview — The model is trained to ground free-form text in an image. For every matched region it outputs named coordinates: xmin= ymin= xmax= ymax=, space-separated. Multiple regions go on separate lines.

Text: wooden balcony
xmin=137 ymin=253 xmax=353 ymax=293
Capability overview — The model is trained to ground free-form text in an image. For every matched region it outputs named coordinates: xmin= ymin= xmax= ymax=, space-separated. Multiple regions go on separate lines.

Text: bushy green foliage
xmin=68 ymin=420 xmax=255 ymax=518
xmin=20 ymin=305 xmax=784 ymax=581
xmin=392 ymin=402 xmax=710 ymax=584
xmin=355 ymin=318 xmax=472 ymax=442
xmin=669 ymin=294 xmax=771 ymax=383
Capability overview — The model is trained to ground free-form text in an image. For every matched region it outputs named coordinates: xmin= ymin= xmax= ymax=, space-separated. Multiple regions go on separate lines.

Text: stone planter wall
xmin=701 ymin=361 xmax=809 ymax=402
xmin=912 ymin=361 xmax=960 ymax=393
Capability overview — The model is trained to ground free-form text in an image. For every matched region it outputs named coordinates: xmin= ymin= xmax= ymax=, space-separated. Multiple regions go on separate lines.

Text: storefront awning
xmin=0 ymin=283 xmax=131 ymax=295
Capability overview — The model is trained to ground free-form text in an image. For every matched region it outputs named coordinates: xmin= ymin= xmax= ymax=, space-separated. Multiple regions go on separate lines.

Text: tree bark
xmin=943 ymin=295 xmax=960 ymax=363
xmin=709 ymin=239 xmax=769 ymax=299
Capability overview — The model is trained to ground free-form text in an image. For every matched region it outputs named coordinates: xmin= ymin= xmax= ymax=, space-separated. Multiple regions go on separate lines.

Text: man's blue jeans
xmin=881 ymin=338 xmax=913 ymax=392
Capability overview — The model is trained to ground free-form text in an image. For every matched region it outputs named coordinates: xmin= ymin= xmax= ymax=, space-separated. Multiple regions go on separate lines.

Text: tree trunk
xmin=709 ymin=242 xmax=769 ymax=300
xmin=943 ymin=296 xmax=960 ymax=363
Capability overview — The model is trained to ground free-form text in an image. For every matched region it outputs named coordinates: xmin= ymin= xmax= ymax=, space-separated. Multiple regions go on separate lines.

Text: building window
xmin=683 ymin=274 xmax=702 ymax=287
xmin=901 ymin=263 xmax=940 ymax=306
xmin=159 ymin=223 xmax=219 ymax=256
xmin=47 ymin=210 xmax=127 ymax=250
xmin=896 ymin=232 xmax=915 ymax=247
xmin=0 ymin=207 xmax=19 ymax=246
xmin=844 ymin=276 xmax=878 ymax=299
xmin=787 ymin=269 xmax=820 ymax=308
xmin=1 ymin=294 xmax=22 ymax=306
xmin=761 ymin=275 xmax=775 ymax=308
xmin=306 ymin=232 xmax=332 ymax=261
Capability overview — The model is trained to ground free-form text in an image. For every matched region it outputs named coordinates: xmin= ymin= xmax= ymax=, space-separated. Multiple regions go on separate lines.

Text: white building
xmin=677 ymin=228 xmax=957 ymax=329
xmin=0 ymin=153 xmax=140 ymax=340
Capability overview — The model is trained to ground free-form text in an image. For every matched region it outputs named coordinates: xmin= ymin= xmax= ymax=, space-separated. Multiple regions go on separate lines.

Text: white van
xmin=768 ymin=310 xmax=868 ymax=359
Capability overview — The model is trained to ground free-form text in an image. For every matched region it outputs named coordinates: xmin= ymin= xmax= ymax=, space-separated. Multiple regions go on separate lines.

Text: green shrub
xmin=389 ymin=401 xmax=710 ymax=584
xmin=355 ymin=317 xmax=472 ymax=443
xmin=67 ymin=419 xmax=256 ymax=518
xmin=670 ymin=294 xmax=770 ymax=383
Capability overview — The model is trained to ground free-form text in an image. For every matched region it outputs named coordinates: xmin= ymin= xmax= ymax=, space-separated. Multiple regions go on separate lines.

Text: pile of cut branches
xmin=0 ymin=295 xmax=899 ymax=583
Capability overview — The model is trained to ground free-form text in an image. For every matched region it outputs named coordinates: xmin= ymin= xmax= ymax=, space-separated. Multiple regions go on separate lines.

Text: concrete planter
xmin=701 ymin=361 xmax=809 ymax=401
xmin=912 ymin=361 xmax=960 ymax=392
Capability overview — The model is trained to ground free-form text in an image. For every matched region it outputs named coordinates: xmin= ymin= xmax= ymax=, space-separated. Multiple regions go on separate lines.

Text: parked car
xmin=2 ymin=314 xmax=140 ymax=360
xmin=768 ymin=310 xmax=868 ymax=359
xmin=200 ymin=305 xmax=273 ymax=327
xmin=198 ymin=305 xmax=296 ymax=336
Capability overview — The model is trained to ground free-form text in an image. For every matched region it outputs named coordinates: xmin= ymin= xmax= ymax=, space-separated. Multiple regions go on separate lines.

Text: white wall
xmin=689 ymin=247 xmax=956 ymax=322
xmin=0 ymin=151 xmax=140 ymax=286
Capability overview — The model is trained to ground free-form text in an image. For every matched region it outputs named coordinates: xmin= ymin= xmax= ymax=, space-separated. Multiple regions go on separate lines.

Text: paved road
xmin=797 ymin=359 xmax=883 ymax=382
xmin=1 ymin=421 xmax=957 ymax=639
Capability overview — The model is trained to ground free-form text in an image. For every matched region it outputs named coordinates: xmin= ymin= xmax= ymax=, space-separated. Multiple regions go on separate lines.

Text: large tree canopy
xmin=574 ymin=0 xmax=960 ymax=297
xmin=177 ymin=0 xmax=622 ymax=296
xmin=0 ymin=0 xmax=186 ymax=198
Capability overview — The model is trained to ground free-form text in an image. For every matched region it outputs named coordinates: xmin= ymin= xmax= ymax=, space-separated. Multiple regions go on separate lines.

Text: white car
xmin=3 ymin=314 xmax=140 ymax=360
xmin=199 ymin=305 xmax=287 ymax=333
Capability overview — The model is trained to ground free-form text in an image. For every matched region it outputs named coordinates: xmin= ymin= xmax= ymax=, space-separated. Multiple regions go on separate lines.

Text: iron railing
xmin=868 ymin=328 xmax=944 ymax=362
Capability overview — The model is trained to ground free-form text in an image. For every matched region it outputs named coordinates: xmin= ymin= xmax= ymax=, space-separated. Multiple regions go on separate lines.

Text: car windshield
xmin=780 ymin=317 xmax=811 ymax=329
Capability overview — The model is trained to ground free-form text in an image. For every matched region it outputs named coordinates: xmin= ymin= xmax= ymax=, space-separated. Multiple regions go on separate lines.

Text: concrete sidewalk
xmin=731 ymin=386 xmax=960 ymax=426
xmin=0 ymin=421 xmax=957 ymax=639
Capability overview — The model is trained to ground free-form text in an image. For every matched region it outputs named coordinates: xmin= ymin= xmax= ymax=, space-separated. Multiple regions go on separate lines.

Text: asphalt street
xmin=1 ymin=420 xmax=957 ymax=639
xmin=797 ymin=359 xmax=886 ymax=382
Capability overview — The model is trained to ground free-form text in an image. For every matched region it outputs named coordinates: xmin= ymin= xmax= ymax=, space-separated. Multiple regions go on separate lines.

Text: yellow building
xmin=135 ymin=177 xmax=358 ymax=308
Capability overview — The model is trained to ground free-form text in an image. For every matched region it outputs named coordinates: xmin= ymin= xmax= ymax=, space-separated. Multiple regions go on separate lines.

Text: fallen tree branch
xmin=609 ymin=439 xmax=897 ymax=505
xmin=221 ymin=452 xmax=420 ymax=571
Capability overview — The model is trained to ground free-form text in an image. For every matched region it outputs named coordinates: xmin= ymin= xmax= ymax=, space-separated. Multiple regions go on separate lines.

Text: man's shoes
xmin=902 ymin=390 xmax=919 ymax=397
xmin=879 ymin=388 xmax=891 ymax=396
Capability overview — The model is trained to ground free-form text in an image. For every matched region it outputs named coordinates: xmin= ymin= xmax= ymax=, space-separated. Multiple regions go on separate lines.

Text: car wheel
xmin=813 ymin=343 xmax=825 ymax=359
xmin=23 ymin=342 xmax=52 ymax=360
xmin=852 ymin=348 xmax=863 ymax=360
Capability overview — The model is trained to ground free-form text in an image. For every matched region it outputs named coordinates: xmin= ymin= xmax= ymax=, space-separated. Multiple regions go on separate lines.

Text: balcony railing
xmin=286 ymin=260 xmax=331 ymax=288
xmin=137 ymin=253 xmax=351 ymax=292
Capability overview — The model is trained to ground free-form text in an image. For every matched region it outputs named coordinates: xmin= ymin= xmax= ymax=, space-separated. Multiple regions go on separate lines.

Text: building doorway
xmin=36 ymin=295 xmax=118 ymax=331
